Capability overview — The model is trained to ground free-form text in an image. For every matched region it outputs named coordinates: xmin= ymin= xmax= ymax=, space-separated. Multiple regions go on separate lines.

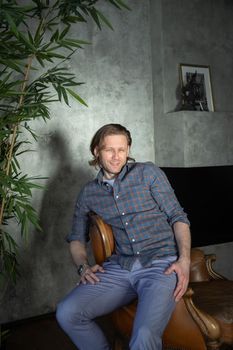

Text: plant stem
xmin=0 ymin=55 xmax=34 ymax=227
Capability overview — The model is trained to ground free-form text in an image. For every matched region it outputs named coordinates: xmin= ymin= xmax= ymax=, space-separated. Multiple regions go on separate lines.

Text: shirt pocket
xmin=122 ymin=185 xmax=160 ymax=214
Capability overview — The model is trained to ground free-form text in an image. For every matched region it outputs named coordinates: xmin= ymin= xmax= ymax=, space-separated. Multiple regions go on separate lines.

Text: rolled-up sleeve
xmin=66 ymin=187 xmax=90 ymax=243
xmin=149 ymin=165 xmax=190 ymax=227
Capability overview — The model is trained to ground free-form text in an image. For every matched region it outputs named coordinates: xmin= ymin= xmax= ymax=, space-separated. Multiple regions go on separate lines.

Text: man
xmin=56 ymin=123 xmax=191 ymax=350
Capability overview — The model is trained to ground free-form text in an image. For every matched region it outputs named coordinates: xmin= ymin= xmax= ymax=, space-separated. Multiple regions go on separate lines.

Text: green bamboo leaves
xmin=0 ymin=0 xmax=129 ymax=283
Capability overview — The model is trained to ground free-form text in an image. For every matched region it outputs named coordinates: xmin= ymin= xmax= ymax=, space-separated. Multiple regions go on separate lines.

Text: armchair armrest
xmin=190 ymin=249 xmax=227 ymax=282
xmin=205 ymin=254 xmax=226 ymax=281
xmin=163 ymin=287 xmax=221 ymax=350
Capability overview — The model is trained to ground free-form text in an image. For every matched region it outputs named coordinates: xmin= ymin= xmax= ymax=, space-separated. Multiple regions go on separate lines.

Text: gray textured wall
xmin=1 ymin=0 xmax=233 ymax=324
xmin=0 ymin=1 xmax=154 ymax=323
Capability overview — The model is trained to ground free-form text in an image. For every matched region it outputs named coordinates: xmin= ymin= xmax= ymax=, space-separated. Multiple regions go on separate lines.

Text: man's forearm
xmin=69 ymin=240 xmax=104 ymax=284
xmin=173 ymin=222 xmax=191 ymax=262
xmin=70 ymin=240 xmax=89 ymax=267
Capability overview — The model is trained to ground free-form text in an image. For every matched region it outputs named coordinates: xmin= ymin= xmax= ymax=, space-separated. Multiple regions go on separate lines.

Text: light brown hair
xmin=89 ymin=123 xmax=134 ymax=167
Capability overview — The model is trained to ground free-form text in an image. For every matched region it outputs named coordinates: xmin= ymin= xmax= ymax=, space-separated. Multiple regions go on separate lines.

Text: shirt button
xmin=122 ymin=212 xmax=125 ymax=216
xmin=116 ymin=195 xmax=119 ymax=199
xmin=136 ymin=251 xmax=140 ymax=255
xmin=125 ymin=222 xmax=128 ymax=226
xmin=132 ymin=238 xmax=135 ymax=242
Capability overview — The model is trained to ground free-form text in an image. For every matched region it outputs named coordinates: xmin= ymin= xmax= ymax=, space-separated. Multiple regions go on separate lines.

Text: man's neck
xmin=103 ymin=174 xmax=117 ymax=180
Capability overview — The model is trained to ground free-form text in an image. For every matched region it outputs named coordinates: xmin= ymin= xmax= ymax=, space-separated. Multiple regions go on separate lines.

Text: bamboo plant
xmin=0 ymin=0 xmax=130 ymax=284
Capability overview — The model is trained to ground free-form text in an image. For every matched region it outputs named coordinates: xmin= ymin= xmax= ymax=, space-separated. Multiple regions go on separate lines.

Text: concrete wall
xmin=150 ymin=0 xmax=233 ymax=167
xmin=0 ymin=1 xmax=154 ymax=323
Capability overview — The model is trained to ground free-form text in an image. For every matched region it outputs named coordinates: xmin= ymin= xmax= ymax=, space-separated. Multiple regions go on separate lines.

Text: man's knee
xmin=56 ymin=299 xmax=87 ymax=330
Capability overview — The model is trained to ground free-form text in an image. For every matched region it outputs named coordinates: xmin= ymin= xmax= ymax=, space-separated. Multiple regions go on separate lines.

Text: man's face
xmin=94 ymin=134 xmax=130 ymax=179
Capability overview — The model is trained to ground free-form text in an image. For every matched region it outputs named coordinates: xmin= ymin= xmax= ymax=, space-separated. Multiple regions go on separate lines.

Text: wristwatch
xmin=77 ymin=263 xmax=89 ymax=276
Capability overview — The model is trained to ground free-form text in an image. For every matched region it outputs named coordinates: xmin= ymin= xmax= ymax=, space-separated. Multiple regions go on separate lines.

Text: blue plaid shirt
xmin=67 ymin=162 xmax=190 ymax=270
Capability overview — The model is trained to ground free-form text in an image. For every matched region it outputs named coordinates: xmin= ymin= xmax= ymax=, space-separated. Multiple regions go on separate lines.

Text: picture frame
xmin=179 ymin=64 xmax=214 ymax=111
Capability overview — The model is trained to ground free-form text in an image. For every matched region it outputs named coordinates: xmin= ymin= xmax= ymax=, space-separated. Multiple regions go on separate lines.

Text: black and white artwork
xmin=180 ymin=64 xmax=214 ymax=112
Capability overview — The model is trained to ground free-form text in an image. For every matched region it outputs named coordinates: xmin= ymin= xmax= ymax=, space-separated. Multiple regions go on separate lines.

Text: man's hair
xmin=89 ymin=123 xmax=134 ymax=167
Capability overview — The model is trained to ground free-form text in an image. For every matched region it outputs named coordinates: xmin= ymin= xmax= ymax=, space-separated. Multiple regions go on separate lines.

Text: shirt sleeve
xmin=66 ymin=186 xmax=90 ymax=243
xmin=148 ymin=164 xmax=190 ymax=227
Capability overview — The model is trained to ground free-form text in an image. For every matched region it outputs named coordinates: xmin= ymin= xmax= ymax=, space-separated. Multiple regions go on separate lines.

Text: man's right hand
xmin=80 ymin=264 xmax=105 ymax=285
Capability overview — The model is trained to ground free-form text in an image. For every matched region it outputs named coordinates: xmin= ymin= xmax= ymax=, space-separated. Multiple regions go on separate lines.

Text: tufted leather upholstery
xmin=189 ymin=249 xmax=233 ymax=346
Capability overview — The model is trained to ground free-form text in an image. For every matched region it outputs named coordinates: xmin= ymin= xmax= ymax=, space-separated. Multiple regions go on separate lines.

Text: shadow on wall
xmin=0 ymin=131 xmax=96 ymax=323
xmin=174 ymin=83 xmax=183 ymax=112
xmin=28 ymin=131 xmax=93 ymax=314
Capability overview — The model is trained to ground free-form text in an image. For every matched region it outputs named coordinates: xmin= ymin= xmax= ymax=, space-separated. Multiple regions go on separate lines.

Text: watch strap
xmin=77 ymin=263 xmax=89 ymax=276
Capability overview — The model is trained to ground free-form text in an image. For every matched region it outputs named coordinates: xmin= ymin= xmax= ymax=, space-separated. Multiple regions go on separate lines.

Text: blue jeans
xmin=56 ymin=257 xmax=177 ymax=350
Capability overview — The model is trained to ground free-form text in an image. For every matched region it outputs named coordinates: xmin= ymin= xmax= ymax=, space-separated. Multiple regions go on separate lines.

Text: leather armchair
xmin=189 ymin=249 xmax=233 ymax=347
xmin=89 ymin=213 xmax=233 ymax=350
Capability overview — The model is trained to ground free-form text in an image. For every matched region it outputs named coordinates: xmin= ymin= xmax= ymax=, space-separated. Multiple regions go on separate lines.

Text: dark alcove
xmin=162 ymin=166 xmax=233 ymax=247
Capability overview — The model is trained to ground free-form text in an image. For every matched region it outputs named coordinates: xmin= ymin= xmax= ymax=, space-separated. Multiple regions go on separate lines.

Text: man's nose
xmin=112 ymin=151 xmax=120 ymax=159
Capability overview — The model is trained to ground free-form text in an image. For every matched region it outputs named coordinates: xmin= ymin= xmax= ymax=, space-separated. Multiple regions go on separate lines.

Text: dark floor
xmin=1 ymin=313 xmax=127 ymax=350
xmin=1 ymin=313 xmax=77 ymax=350
xmin=1 ymin=314 xmax=233 ymax=350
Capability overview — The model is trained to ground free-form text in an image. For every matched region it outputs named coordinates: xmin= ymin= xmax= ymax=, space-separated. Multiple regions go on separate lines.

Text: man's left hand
xmin=165 ymin=258 xmax=190 ymax=302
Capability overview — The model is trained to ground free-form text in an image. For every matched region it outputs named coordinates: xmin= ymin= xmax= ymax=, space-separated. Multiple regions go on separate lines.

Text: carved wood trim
xmin=184 ymin=288 xmax=221 ymax=350
xmin=205 ymin=254 xmax=226 ymax=281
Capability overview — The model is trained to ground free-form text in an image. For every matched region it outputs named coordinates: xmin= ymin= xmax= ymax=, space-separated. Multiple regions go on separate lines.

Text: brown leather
xmin=111 ymin=298 xmax=207 ymax=350
xmin=191 ymin=280 xmax=233 ymax=345
xmin=163 ymin=297 xmax=207 ymax=350
xmin=110 ymin=291 xmax=211 ymax=350
xmin=190 ymin=249 xmax=225 ymax=282
xmin=190 ymin=249 xmax=212 ymax=282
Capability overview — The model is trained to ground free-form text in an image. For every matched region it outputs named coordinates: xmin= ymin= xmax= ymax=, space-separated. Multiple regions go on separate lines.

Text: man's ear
xmin=94 ymin=147 xmax=99 ymax=157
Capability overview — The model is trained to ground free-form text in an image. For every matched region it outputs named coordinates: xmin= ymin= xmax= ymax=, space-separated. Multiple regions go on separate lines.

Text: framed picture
xmin=179 ymin=64 xmax=214 ymax=111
